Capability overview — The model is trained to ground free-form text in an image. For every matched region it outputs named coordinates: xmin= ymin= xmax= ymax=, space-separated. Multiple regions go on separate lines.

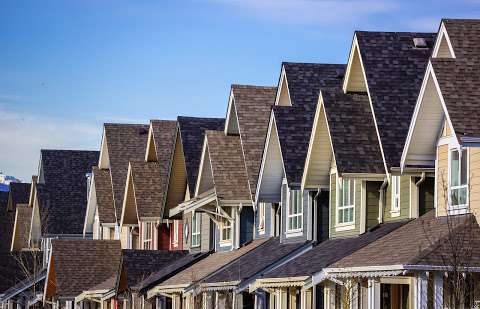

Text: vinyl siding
xmin=345 ymin=46 xmax=367 ymax=92
xmin=469 ymin=148 xmax=480 ymax=219
xmin=280 ymin=183 xmax=311 ymax=244
xmin=436 ymin=144 xmax=449 ymax=216
xmin=366 ymin=182 xmax=381 ymax=229
xmin=384 ymin=176 xmax=411 ymax=222
xmin=254 ymin=203 xmax=273 ymax=239
xmin=200 ymin=213 xmax=211 ymax=252
xmin=329 ymin=173 xmax=361 ymax=238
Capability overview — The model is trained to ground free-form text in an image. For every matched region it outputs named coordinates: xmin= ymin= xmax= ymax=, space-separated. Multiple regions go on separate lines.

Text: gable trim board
xmin=120 ymin=163 xmax=140 ymax=226
xmin=275 ymin=66 xmax=292 ymax=107
xmin=255 ymin=112 xmax=286 ymax=205
xmin=432 ymin=21 xmax=456 ymax=58
xmin=401 ymin=61 xmax=458 ymax=171
xmin=224 ymin=89 xmax=239 ymax=136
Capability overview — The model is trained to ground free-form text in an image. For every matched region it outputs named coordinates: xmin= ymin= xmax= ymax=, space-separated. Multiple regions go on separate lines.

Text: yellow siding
xmin=437 ymin=144 xmax=449 ymax=216
xmin=469 ymin=148 xmax=480 ymax=219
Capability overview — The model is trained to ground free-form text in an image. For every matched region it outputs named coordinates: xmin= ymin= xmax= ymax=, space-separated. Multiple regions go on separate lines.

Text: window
xmin=172 ymin=220 xmax=179 ymax=246
xmin=391 ymin=176 xmax=401 ymax=212
xmin=143 ymin=222 xmax=153 ymax=250
xmin=288 ymin=190 xmax=303 ymax=231
xmin=191 ymin=212 xmax=201 ymax=247
xmin=220 ymin=208 xmax=233 ymax=243
xmin=449 ymin=148 xmax=468 ymax=210
xmin=258 ymin=202 xmax=266 ymax=233
xmin=338 ymin=178 xmax=355 ymax=224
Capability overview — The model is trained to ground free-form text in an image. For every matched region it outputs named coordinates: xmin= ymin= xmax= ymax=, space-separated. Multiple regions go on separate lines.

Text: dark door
xmin=315 ymin=285 xmax=324 ymax=309
xmin=418 ymin=177 xmax=435 ymax=216
xmin=366 ymin=182 xmax=382 ymax=230
xmin=315 ymin=190 xmax=329 ymax=242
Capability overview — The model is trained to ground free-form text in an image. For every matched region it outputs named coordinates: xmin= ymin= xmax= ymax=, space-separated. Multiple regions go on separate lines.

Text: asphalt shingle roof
xmin=37 ymin=150 xmax=99 ymax=235
xmin=7 ymin=182 xmax=31 ymax=211
xmin=443 ymin=19 xmax=480 ymax=61
xmin=205 ymin=131 xmax=251 ymax=201
xmin=321 ymin=89 xmax=385 ymax=174
xmin=356 ymin=31 xmax=435 ymax=169
xmin=49 ymin=239 xmax=121 ymax=298
xmin=230 ymin=85 xmax=276 ymax=200
xmin=177 ymin=117 xmax=225 ymax=196
xmin=262 ymin=220 xmax=407 ymax=279
xmin=92 ymin=167 xmax=116 ymax=224
xmin=104 ymin=124 xmax=149 ymax=219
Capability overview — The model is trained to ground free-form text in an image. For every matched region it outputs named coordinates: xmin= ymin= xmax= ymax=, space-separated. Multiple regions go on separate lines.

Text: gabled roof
xmin=258 ymin=220 xmax=406 ymax=280
xmin=7 ymin=182 xmax=31 ymax=212
xmin=36 ymin=150 xmax=99 ymax=235
xmin=118 ymin=250 xmax=188 ymax=292
xmin=354 ymin=31 xmax=435 ymax=169
xmin=177 ymin=117 xmax=225 ymax=196
xmin=281 ymin=62 xmax=345 ymax=111
xmin=46 ymin=240 xmax=121 ymax=299
xmin=442 ymin=19 xmax=480 ymax=60
xmin=92 ymin=167 xmax=116 ymax=224
xmin=321 ymin=89 xmax=384 ymax=175
xmin=328 ymin=211 xmax=480 ymax=270
xmin=200 ymin=237 xmax=307 ymax=289
xmin=198 ymin=131 xmax=250 ymax=202
xmin=11 ymin=204 xmax=32 ymax=251
xmin=153 ymin=239 xmax=266 ymax=290
xmin=137 ymin=252 xmax=208 ymax=293
xmin=229 ymin=85 xmax=276 ymax=199
xmin=104 ymin=124 xmax=149 ymax=219
xmin=148 ymin=120 xmax=177 ymax=162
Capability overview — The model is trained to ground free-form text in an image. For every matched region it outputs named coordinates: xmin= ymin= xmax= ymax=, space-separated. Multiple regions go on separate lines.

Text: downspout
xmin=378 ymin=178 xmax=388 ymax=224
xmin=415 ymin=172 xmax=426 ymax=186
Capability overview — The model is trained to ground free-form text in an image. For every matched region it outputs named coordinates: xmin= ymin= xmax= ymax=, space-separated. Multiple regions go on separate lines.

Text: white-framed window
xmin=220 ymin=208 xmax=233 ymax=243
xmin=337 ymin=178 xmax=355 ymax=225
xmin=172 ymin=220 xmax=179 ymax=246
xmin=191 ymin=212 xmax=201 ymax=247
xmin=258 ymin=202 xmax=266 ymax=233
xmin=391 ymin=176 xmax=401 ymax=212
xmin=287 ymin=190 xmax=303 ymax=231
xmin=143 ymin=222 xmax=153 ymax=250
xmin=449 ymin=148 xmax=468 ymax=211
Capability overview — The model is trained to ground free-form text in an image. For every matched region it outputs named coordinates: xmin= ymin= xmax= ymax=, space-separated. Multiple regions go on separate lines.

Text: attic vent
xmin=413 ymin=38 xmax=428 ymax=48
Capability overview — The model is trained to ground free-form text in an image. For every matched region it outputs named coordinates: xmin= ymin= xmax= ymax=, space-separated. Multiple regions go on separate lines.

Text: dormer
xmin=432 ymin=21 xmax=456 ymax=58
xmin=224 ymin=89 xmax=240 ymax=135
xmin=275 ymin=66 xmax=292 ymax=106
xmin=342 ymin=35 xmax=368 ymax=93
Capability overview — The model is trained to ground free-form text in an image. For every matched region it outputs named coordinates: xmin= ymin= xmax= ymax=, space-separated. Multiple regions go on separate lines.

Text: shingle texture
xmin=205 ymin=131 xmax=251 ymax=201
xmin=202 ymin=237 xmax=305 ymax=285
xmin=231 ymin=85 xmax=276 ymax=199
xmin=119 ymin=250 xmax=188 ymax=291
xmin=7 ymin=182 xmax=31 ymax=211
xmin=0 ymin=191 xmax=25 ymax=293
xmin=137 ymin=252 xmax=208 ymax=292
xmin=262 ymin=220 xmax=407 ymax=278
xmin=177 ymin=117 xmax=225 ymax=196
xmin=274 ymin=63 xmax=345 ymax=186
xmin=104 ymin=124 xmax=149 ymax=219
xmin=356 ymin=31 xmax=435 ymax=169
xmin=129 ymin=161 xmax=165 ymax=218
xmin=443 ymin=19 xmax=480 ymax=61
xmin=49 ymin=239 xmax=121 ymax=298
xmin=158 ymin=239 xmax=266 ymax=287
xmin=321 ymin=89 xmax=384 ymax=174
xmin=92 ymin=167 xmax=116 ymax=224
xmin=37 ymin=150 xmax=99 ymax=235
xmin=13 ymin=204 xmax=32 ymax=250
xmin=330 ymin=210 xmax=480 ymax=269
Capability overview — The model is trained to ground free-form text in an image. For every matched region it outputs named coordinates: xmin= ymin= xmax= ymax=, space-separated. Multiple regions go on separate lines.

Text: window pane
xmin=339 ymin=209 xmax=344 ymax=224
xmin=348 ymin=208 xmax=354 ymax=222
xmin=343 ymin=180 xmax=349 ymax=206
xmin=461 ymin=149 xmax=468 ymax=185
xmin=349 ymin=180 xmax=354 ymax=205
xmin=451 ymin=150 xmax=460 ymax=186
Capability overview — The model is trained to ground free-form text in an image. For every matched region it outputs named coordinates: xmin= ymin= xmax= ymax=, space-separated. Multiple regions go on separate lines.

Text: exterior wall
xmin=469 ymin=148 xmax=480 ymax=219
xmin=254 ymin=203 xmax=273 ymax=239
xmin=170 ymin=219 xmax=183 ymax=250
xmin=280 ymin=182 xmax=312 ymax=244
xmin=240 ymin=207 xmax=254 ymax=245
xmin=384 ymin=176 xmax=412 ymax=222
xmin=329 ymin=173 xmax=361 ymax=238
xmin=157 ymin=223 xmax=170 ymax=250
xmin=200 ymin=213 xmax=211 ymax=252
xmin=436 ymin=144 xmax=449 ymax=216
xmin=182 ymin=212 xmax=191 ymax=251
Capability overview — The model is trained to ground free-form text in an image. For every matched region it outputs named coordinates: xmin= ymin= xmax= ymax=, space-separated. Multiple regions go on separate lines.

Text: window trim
xmin=448 ymin=147 xmax=469 ymax=214
xmin=258 ymin=202 xmax=266 ymax=234
xmin=391 ymin=176 xmax=401 ymax=216
xmin=286 ymin=189 xmax=303 ymax=233
xmin=142 ymin=222 xmax=153 ymax=250
xmin=172 ymin=220 xmax=179 ymax=246
xmin=219 ymin=211 xmax=233 ymax=246
xmin=191 ymin=212 xmax=201 ymax=248
xmin=336 ymin=177 xmax=355 ymax=227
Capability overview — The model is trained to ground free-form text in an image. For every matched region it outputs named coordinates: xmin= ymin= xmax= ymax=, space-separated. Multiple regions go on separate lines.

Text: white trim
xmin=432 ymin=22 xmax=456 ymax=59
xmin=336 ymin=177 xmax=355 ymax=226
xmin=257 ymin=202 xmax=266 ymax=234
xmin=390 ymin=175 xmax=401 ymax=215
xmin=274 ymin=66 xmax=292 ymax=106
xmin=191 ymin=212 xmax=201 ymax=248
xmin=447 ymin=147 xmax=469 ymax=214
xmin=224 ymin=89 xmax=238 ymax=135
xmin=142 ymin=221 xmax=153 ymax=250
xmin=194 ymin=137 xmax=212 ymax=197
xmin=286 ymin=188 xmax=303 ymax=232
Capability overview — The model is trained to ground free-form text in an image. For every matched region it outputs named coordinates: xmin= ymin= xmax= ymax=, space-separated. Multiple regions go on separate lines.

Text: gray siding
xmin=200 ymin=213 xmax=211 ymax=252
xmin=280 ymin=182 xmax=311 ymax=244
xmin=254 ymin=203 xmax=273 ymax=239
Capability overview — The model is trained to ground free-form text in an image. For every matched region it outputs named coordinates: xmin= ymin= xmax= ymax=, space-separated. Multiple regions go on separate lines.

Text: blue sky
xmin=1 ymin=0 xmax=479 ymax=181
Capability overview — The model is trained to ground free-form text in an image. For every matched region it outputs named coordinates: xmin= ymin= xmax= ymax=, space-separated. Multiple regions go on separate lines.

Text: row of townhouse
xmin=0 ymin=17 xmax=479 ymax=309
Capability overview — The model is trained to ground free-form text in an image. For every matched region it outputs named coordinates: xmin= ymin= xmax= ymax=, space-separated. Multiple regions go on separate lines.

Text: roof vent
xmin=413 ymin=38 xmax=428 ymax=48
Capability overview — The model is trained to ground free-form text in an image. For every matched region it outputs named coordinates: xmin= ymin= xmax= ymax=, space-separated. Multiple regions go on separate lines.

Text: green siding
xmin=330 ymin=173 xmax=361 ymax=238
xmin=419 ymin=177 xmax=435 ymax=216
xmin=384 ymin=176 xmax=411 ymax=222
xmin=366 ymin=182 xmax=381 ymax=229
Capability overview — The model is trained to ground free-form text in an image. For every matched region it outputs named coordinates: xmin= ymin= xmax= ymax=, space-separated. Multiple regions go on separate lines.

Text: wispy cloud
xmin=0 ymin=107 xmax=101 ymax=182
xmin=208 ymin=0 xmax=399 ymax=25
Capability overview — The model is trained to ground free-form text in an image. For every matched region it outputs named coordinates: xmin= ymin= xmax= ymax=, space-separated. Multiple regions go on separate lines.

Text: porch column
xmin=433 ymin=273 xmax=443 ymax=309
xmin=254 ymin=291 xmax=265 ymax=309
xmin=415 ymin=274 xmax=428 ymax=309
xmin=323 ymin=283 xmax=335 ymax=309
xmin=301 ymin=288 xmax=312 ymax=309
xmin=367 ymin=279 xmax=380 ymax=309
xmin=172 ymin=294 xmax=182 ymax=309
xmin=350 ymin=280 xmax=359 ymax=309
xmin=278 ymin=289 xmax=288 ymax=309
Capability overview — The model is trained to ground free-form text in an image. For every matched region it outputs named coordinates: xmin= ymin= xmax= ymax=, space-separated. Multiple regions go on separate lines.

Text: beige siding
xmin=120 ymin=226 xmax=129 ymax=249
xmin=166 ymin=134 xmax=187 ymax=212
xmin=469 ymin=148 xmax=480 ymax=219
xmin=345 ymin=47 xmax=367 ymax=92
xmin=437 ymin=144 xmax=449 ymax=216
xmin=436 ymin=36 xmax=454 ymax=58
xmin=200 ymin=213 xmax=211 ymax=252
xmin=277 ymin=74 xmax=291 ymax=106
